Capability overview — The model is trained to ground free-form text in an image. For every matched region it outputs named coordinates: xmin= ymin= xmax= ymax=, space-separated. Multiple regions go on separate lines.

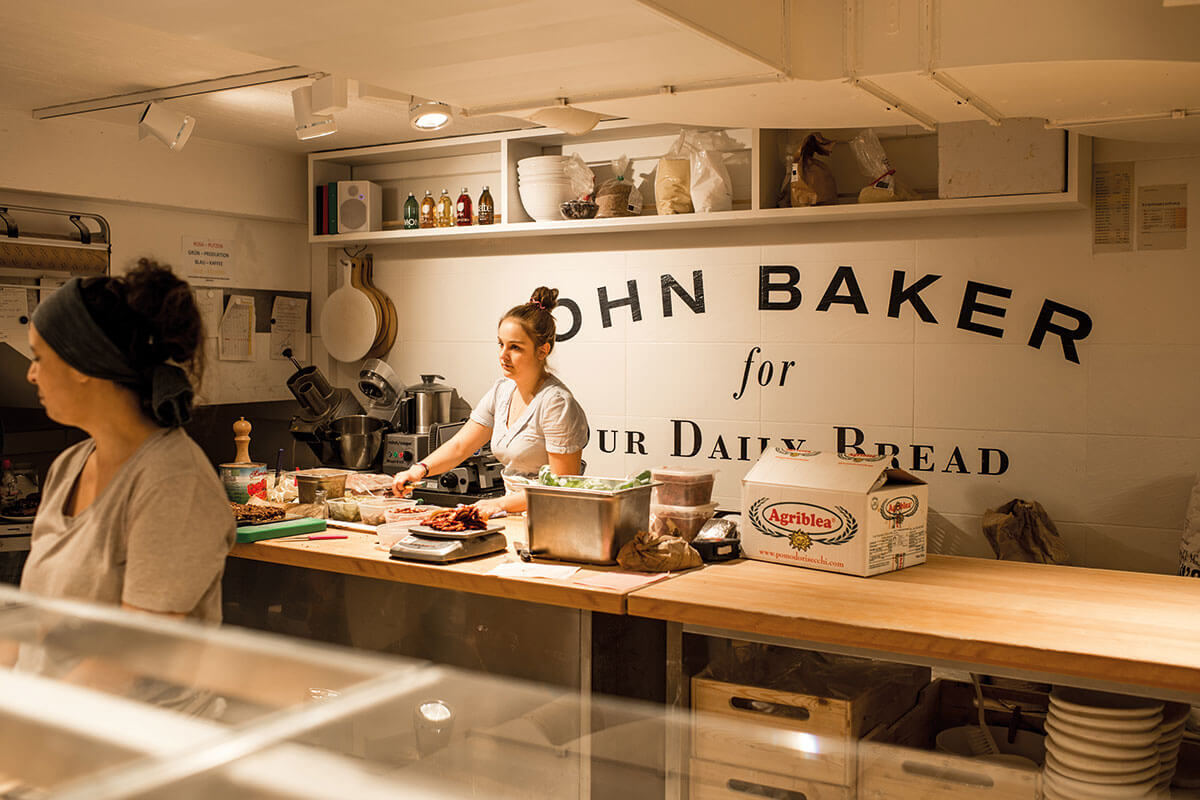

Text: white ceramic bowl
xmin=1048 ymin=706 xmax=1162 ymax=733
xmin=1044 ymin=736 xmax=1158 ymax=774
xmin=1044 ymin=750 xmax=1160 ymax=785
xmin=518 ymin=181 xmax=578 ymax=221
xmin=1045 ymin=720 xmax=1158 ymax=760
xmin=1043 ymin=764 xmax=1159 ymax=798
xmin=1049 ymin=687 xmax=1164 ymax=719
xmin=1046 ymin=714 xmax=1162 ymax=748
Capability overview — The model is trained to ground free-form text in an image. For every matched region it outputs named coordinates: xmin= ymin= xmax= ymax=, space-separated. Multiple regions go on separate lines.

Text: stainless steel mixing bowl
xmin=332 ymin=415 xmax=386 ymax=469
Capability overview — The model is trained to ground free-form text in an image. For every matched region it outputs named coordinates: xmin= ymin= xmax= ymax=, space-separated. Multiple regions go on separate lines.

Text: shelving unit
xmin=308 ymin=121 xmax=1090 ymax=246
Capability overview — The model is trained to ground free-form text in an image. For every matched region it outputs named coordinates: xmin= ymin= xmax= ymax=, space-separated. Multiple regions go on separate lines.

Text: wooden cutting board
xmin=364 ymin=254 xmax=397 ymax=358
xmin=320 ymin=258 xmax=377 ymax=362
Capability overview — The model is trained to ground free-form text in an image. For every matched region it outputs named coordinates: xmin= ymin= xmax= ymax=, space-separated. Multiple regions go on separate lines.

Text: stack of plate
xmin=1042 ymin=687 xmax=1172 ymax=799
xmin=1157 ymin=702 xmax=1191 ymax=793
xmin=517 ymin=156 xmax=577 ymax=221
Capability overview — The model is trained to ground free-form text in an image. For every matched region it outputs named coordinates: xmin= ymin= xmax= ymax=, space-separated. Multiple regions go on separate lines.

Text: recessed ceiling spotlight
xmin=409 ymin=100 xmax=452 ymax=131
xmin=137 ymin=102 xmax=195 ymax=151
xmin=292 ymin=85 xmax=337 ymax=141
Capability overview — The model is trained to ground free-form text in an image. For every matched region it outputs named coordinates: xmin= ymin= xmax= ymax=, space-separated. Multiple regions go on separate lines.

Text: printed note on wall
xmin=218 ymin=295 xmax=255 ymax=361
xmin=0 ymin=288 xmax=30 ymax=357
xmin=1138 ymin=183 xmax=1187 ymax=251
xmin=270 ymin=296 xmax=308 ymax=361
xmin=182 ymin=235 xmax=235 ymax=283
xmin=1093 ymin=162 xmax=1134 ymax=253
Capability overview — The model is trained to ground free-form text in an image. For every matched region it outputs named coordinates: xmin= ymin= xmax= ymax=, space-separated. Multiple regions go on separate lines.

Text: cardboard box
xmin=741 ymin=449 xmax=927 ymax=577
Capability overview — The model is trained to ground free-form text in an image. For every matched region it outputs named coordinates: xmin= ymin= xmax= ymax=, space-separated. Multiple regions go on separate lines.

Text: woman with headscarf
xmin=20 ymin=258 xmax=233 ymax=629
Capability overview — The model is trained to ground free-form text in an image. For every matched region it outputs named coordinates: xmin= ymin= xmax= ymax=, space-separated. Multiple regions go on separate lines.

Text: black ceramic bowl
xmin=560 ymin=200 xmax=599 ymax=220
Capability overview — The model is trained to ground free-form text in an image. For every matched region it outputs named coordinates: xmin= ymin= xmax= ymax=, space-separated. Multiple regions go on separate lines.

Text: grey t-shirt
xmin=21 ymin=427 xmax=235 ymax=619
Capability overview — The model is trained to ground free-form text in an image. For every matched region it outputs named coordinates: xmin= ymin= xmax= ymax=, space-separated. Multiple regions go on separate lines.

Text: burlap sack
xmin=616 ymin=530 xmax=702 ymax=572
xmin=981 ymin=499 xmax=1071 ymax=564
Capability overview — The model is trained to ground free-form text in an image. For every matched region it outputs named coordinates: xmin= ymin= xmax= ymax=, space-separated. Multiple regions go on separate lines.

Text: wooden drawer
xmin=858 ymin=680 xmax=1039 ymax=800
xmin=691 ymin=665 xmax=928 ymax=787
xmin=689 ymin=758 xmax=851 ymax=800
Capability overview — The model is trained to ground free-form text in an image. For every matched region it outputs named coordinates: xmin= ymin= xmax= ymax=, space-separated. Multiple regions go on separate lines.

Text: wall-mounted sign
xmin=1093 ymin=162 xmax=1133 ymax=254
xmin=182 ymin=235 xmax=234 ymax=283
xmin=1138 ymin=183 xmax=1187 ymax=251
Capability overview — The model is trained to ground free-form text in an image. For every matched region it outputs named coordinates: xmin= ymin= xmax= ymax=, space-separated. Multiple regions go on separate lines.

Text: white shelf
xmin=308 ymin=124 xmax=1090 ymax=247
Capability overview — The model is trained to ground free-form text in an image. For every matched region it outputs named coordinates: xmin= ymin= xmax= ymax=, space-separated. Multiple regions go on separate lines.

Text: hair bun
xmin=530 ymin=286 xmax=559 ymax=312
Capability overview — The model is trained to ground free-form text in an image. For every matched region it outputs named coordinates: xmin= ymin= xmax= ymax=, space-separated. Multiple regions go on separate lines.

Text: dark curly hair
xmin=78 ymin=258 xmax=204 ymax=421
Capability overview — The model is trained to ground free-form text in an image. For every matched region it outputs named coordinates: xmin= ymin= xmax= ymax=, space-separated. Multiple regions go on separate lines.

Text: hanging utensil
xmin=319 ymin=257 xmax=376 ymax=362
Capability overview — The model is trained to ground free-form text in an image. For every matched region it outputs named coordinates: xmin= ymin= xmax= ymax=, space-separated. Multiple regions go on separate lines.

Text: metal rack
xmin=0 ymin=204 xmax=110 ymax=288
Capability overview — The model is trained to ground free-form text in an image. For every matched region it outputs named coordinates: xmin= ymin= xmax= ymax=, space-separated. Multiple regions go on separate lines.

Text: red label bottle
xmin=456 ymin=187 xmax=473 ymax=226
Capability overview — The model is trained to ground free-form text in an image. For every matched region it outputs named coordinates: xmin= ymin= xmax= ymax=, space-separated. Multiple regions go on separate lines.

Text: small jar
xmin=313 ymin=488 xmax=328 ymax=520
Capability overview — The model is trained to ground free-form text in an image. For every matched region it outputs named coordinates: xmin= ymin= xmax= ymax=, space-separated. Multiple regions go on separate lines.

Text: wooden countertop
xmin=626 ymin=555 xmax=1200 ymax=696
xmin=229 ymin=518 xmax=645 ymax=615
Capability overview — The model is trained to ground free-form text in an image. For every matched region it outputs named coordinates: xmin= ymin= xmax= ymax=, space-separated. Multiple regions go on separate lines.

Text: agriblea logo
xmin=748 ymin=499 xmax=857 ymax=552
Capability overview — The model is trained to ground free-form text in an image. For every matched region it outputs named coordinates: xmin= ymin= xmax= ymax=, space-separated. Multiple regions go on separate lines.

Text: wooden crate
xmin=858 ymin=680 xmax=1039 ymax=800
xmin=691 ymin=662 xmax=929 ymax=787
xmin=689 ymin=758 xmax=851 ymax=800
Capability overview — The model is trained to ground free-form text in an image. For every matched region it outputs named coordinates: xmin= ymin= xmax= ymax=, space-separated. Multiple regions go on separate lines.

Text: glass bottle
xmin=403 ymin=192 xmax=419 ymax=229
xmin=455 ymin=187 xmax=473 ymax=226
xmin=0 ymin=460 xmax=16 ymax=505
xmin=435 ymin=189 xmax=454 ymax=227
xmin=419 ymin=190 xmax=436 ymax=229
xmin=477 ymin=186 xmax=495 ymax=225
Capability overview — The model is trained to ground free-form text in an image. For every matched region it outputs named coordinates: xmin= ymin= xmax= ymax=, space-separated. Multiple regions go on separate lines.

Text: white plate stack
xmin=1042 ymin=686 xmax=1168 ymax=799
xmin=1157 ymin=702 xmax=1192 ymax=794
xmin=517 ymin=156 xmax=577 ymax=221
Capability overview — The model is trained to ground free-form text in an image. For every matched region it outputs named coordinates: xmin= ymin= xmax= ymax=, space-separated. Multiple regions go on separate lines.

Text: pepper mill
xmin=233 ymin=417 xmax=252 ymax=464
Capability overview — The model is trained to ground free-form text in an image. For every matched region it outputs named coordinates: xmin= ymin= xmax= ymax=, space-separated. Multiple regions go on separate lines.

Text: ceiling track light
xmin=409 ymin=100 xmax=452 ymax=131
xmin=138 ymin=102 xmax=195 ymax=151
xmin=292 ymin=85 xmax=337 ymax=141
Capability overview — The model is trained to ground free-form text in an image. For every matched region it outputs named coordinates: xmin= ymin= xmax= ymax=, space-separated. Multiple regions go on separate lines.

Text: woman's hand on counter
xmin=391 ymin=466 xmax=424 ymax=497
xmin=473 ymin=497 xmax=509 ymax=519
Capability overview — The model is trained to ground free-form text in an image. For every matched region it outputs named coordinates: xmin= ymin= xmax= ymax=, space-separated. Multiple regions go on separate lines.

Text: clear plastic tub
xmin=651 ymin=467 xmax=716 ymax=506
xmin=650 ymin=502 xmax=719 ymax=542
xmin=377 ymin=522 xmax=416 ymax=549
xmin=326 ymin=496 xmax=360 ymax=522
xmin=357 ymin=497 xmax=411 ymax=527
xmin=383 ymin=504 xmax=430 ymax=526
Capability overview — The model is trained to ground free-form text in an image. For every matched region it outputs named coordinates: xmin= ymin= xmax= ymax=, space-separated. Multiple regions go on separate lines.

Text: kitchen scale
xmin=389 ymin=522 xmax=507 ymax=564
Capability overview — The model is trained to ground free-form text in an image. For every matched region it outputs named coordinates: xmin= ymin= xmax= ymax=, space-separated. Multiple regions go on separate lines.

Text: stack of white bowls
xmin=1156 ymin=702 xmax=1191 ymax=794
xmin=1042 ymin=686 xmax=1167 ymax=799
xmin=517 ymin=156 xmax=577 ymax=221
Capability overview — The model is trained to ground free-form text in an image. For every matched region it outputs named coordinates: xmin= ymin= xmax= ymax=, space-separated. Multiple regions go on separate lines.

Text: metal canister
xmin=407 ymin=374 xmax=453 ymax=434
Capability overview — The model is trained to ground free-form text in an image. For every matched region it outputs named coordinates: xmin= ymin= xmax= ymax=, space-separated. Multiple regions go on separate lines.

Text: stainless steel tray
xmin=522 ymin=482 xmax=656 ymax=564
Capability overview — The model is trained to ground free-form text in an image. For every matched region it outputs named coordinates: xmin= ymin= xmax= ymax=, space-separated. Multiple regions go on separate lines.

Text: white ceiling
xmin=3 ymin=0 xmax=1200 ymax=154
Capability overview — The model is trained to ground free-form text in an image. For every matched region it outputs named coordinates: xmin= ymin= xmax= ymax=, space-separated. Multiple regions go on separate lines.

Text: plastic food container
xmin=650 ymin=502 xmax=719 ymax=542
xmin=377 ymin=522 xmax=414 ymax=550
xmin=295 ymin=469 xmax=347 ymax=504
xmin=325 ymin=496 xmax=360 ymax=522
xmin=357 ymin=497 xmax=409 ymax=527
xmin=383 ymin=504 xmax=429 ymax=526
xmin=651 ymin=467 xmax=716 ymax=506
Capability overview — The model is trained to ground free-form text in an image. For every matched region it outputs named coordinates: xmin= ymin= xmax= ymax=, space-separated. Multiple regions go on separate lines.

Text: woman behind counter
xmin=392 ymin=287 xmax=588 ymax=516
xmin=21 ymin=259 xmax=234 ymax=627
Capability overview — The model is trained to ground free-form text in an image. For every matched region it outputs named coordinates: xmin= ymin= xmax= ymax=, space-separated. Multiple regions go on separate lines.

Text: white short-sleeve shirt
xmin=469 ymin=375 xmax=589 ymax=479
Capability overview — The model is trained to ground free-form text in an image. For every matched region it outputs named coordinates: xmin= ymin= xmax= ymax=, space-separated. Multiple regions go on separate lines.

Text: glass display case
xmin=1 ymin=584 xmax=1196 ymax=800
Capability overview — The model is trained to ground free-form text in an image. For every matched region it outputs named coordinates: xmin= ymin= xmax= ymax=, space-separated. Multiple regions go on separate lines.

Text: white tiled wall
xmin=315 ymin=149 xmax=1200 ymax=575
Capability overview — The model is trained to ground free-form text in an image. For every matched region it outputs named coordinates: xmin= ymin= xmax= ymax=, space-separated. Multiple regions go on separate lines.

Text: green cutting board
xmin=236 ymin=517 xmax=327 ymax=543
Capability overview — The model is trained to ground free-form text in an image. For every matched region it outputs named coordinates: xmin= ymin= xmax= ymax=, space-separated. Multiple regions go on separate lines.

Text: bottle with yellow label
xmin=436 ymin=189 xmax=454 ymax=228
xmin=418 ymin=190 xmax=436 ymax=229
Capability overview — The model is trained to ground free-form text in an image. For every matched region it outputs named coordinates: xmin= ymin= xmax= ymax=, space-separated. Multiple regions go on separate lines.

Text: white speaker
xmin=337 ymin=181 xmax=382 ymax=233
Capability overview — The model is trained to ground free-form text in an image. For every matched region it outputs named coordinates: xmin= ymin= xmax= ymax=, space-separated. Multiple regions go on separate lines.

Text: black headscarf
xmin=31 ymin=278 xmax=193 ymax=427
